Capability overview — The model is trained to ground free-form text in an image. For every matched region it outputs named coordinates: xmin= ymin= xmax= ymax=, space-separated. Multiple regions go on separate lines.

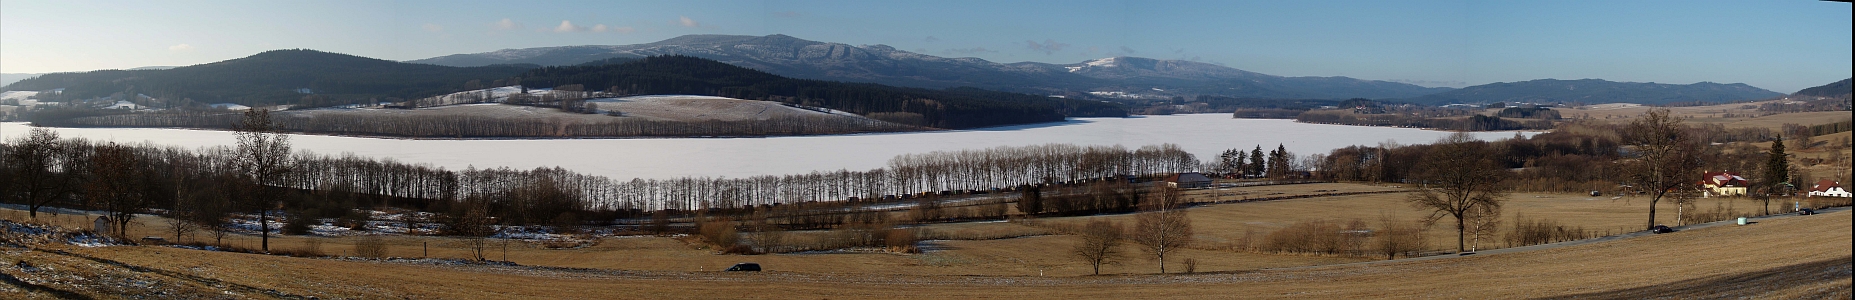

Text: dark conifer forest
xmin=517 ymin=55 xmax=1126 ymax=129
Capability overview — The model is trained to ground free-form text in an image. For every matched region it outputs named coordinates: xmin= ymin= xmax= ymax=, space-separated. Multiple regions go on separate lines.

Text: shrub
xmin=354 ymin=235 xmax=388 ymax=258
xmin=282 ymin=211 xmax=317 ymax=236
xmin=1681 ymin=202 xmax=1747 ymax=225
xmin=1261 ymin=219 xmax=1369 ymax=256
xmin=696 ymin=218 xmax=739 ymax=250
xmin=882 ymin=227 xmax=919 ymax=253
xmin=1806 ymin=196 xmax=1852 ymax=210
xmin=1374 ymin=217 xmax=1429 ymax=260
xmin=1504 ymin=214 xmax=1593 ymax=247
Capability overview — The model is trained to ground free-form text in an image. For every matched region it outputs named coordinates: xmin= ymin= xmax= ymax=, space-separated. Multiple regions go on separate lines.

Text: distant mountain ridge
xmin=1793 ymin=78 xmax=1851 ymax=98
xmin=0 ymin=73 xmax=41 ymax=87
xmin=4 ymin=49 xmax=533 ymax=107
xmin=411 ymin=34 xmax=1452 ymax=99
xmin=1402 ymin=79 xmax=1783 ymax=105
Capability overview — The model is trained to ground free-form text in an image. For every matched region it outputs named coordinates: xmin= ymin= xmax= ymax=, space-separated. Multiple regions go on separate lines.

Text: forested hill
xmin=1403 ymin=79 xmax=1782 ymax=106
xmin=1793 ymin=78 xmax=1851 ymax=98
xmin=2 ymin=49 xmax=534 ymax=107
xmin=518 ymin=55 xmax=1128 ymax=129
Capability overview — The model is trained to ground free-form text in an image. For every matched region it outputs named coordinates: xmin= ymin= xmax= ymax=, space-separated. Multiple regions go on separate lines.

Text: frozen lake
xmin=1 ymin=114 xmax=1530 ymax=180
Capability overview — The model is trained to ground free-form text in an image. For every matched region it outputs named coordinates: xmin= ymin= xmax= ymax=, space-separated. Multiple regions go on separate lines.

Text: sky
xmin=1 ymin=0 xmax=1849 ymax=92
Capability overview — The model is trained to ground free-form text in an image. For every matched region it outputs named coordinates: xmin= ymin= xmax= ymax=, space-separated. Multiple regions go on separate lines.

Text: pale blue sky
xmin=1 ymin=0 xmax=1848 ymax=92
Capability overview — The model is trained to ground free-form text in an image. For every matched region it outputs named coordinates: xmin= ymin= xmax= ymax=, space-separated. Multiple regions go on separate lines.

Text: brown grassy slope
xmin=0 ymin=182 xmax=1788 ymax=278
xmin=4 ymin=208 xmax=1845 ymax=299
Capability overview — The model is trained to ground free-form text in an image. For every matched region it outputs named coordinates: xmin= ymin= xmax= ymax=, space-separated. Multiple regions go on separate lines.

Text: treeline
xmin=1495 ymin=107 xmax=1562 ymax=119
xmin=515 ymin=55 xmax=1128 ymax=129
xmin=4 ymin=126 xmax=1206 ymax=229
xmin=1309 ymin=118 xmax=1842 ymax=194
xmin=40 ymin=109 xmax=919 ymax=138
xmin=1296 ymin=110 xmax=1554 ymax=131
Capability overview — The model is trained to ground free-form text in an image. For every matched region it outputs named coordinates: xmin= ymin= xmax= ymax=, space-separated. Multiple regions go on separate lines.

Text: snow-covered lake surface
xmin=1 ymin=114 xmax=1531 ymax=180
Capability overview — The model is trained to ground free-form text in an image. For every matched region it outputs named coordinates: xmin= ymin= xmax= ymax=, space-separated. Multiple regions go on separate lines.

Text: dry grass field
xmin=5 ymin=182 xmax=1836 ymax=281
xmin=5 ymin=203 xmax=1846 ymax=299
xmin=1550 ymin=100 xmax=1851 ymax=130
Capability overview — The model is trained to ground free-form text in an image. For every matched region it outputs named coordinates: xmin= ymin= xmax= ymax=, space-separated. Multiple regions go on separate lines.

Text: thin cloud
xmin=490 ymin=18 xmax=522 ymax=31
xmin=168 ymin=44 xmax=193 ymax=52
xmin=1025 ymin=39 xmax=1069 ymax=55
xmin=678 ymin=16 xmax=701 ymax=27
xmin=1119 ymin=46 xmax=1137 ymax=55
xmin=941 ymin=47 xmax=997 ymax=56
xmin=589 ymin=24 xmax=636 ymax=34
xmin=422 ymin=23 xmax=444 ymax=32
xmin=924 ymin=36 xmax=941 ymax=43
xmin=554 ymin=20 xmax=585 ymax=32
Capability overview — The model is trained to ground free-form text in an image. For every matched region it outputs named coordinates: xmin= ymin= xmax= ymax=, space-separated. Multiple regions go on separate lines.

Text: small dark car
xmin=725 ymin=263 xmax=762 ymax=272
xmin=1798 ymin=208 xmax=1816 ymax=215
xmin=1650 ymin=225 xmax=1674 ymax=234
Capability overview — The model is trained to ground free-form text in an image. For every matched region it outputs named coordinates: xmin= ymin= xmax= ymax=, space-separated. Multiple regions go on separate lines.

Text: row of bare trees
xmin=7 ymin=112 xmax=1223 ymax=240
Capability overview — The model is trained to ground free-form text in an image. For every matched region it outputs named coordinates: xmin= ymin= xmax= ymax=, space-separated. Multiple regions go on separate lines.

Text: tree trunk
xmin=1157 ymin=252 xmax=1165 ymax=274
xmin=1647 ymin=198 xmax=1659 ymax=231
xmin=1676 ymin=202 xmax=1686 ymax=226
xmin=260 ymin=209 xmax=271 ymax=252
xmin=1456 ymin=217 xmax=1466 ymax=253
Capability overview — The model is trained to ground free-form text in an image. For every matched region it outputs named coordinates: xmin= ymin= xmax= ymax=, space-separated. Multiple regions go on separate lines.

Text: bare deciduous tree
xmin=6 ymin=127 xmax=65 ymax=219
xmin=85 ymin=143 xmax=153 ymax=239
xmin=1071 ymin=219 xmax=1125 ymax=275
xmin=452 ymin=204 xmax=496 ymax=261
xmin=1622 ymin=109 xmax=1703 ymax=231
xmin=1375 ymin=215 xmax=1430 ymax=260
xmin=1407 ymin=132 xmax=1507 ymax=253
xmin=1131 ymin=186 xmax=1192 ymax=274
xmin=234 ymin=108 xmax=295 ymax=252
xmin=1464 ymin=204 xmax=1501 ymax=252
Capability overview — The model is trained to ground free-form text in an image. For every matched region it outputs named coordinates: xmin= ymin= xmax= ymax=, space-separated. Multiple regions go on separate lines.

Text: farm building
xmin=1165 ymin=172 xmax=1213 ymax=189
xmin=1808 ymin=179 xmax=1851 ymax=198
xmin=1700 ymin=171 xmax=1748 ymax=197
xmin=94 ymin=216 xmax=113 ymax=235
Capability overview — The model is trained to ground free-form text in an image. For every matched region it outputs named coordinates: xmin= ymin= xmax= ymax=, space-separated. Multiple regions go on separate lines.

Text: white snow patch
xmin=1579 ymin=103 xmax=1642 ymax=110
xmin=209 ymin=103 xmax=251 ymax=110
xmin=1 ymin=91 xmax=39 ymax=101
xmin=105 ymin=100 xmax=143 ymax=110
xmin=1084 ymin=57 xmax=1117 ymax=67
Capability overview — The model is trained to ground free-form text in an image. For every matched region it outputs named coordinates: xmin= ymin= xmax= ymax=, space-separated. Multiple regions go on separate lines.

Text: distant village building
xmin=1165 ymin=172 xmax=1213 ymax=189
xmin=1700 ymin=171 xmax=1748 ymax=197
xmin=1808 ymin=179 xmax=1851 ymax=198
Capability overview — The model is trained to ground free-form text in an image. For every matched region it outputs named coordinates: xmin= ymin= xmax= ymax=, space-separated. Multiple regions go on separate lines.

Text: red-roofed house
xmin=1808 ymin=179 xmax=1850 ymax=198
xmin=1700 ymin=171 xmax=1748 ymax=197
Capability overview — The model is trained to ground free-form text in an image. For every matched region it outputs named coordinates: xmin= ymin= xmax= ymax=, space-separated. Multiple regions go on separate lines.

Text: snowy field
xmin=0 ymin=114 xmax=1532 ymax=181
xmin=587 ymin=95 xmax=873 ymax=122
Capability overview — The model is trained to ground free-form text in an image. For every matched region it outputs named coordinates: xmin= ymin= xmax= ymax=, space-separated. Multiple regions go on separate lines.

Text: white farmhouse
xmin=1808 ymin=179 xmax=1851 ymax=198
